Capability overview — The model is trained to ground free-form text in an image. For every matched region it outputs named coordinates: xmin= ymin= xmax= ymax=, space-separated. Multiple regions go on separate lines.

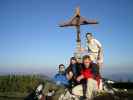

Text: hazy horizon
xmin=0 ymin=65 xmax=133 ymax=82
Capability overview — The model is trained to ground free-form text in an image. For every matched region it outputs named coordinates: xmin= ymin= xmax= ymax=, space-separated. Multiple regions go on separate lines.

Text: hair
xmin=86 ymin=32 xmax=93 ymax=38
xmin=82 ymin=55 xmax=92 ymax=69
xmin=59 ymin=64 xmax=65 ymax=69
xmin=70 ymin=57 xmax=77 ymax=61
xmin=82 ymin=55 xmax=91 ymax=62
xmin=66 ymin=57 xmax=77 ymax=74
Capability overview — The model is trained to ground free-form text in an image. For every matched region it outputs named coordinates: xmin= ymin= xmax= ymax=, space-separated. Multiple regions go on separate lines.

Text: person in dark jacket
xmin=66 ymin=57 xmax=82 ymax=89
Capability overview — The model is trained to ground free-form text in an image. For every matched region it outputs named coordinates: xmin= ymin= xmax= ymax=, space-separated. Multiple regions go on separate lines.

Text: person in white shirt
xmin=83 ymin=32 xmax=103 ymax=67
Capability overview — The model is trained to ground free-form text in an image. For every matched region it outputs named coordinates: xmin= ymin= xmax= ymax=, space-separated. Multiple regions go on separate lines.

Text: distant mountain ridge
xmin=103 ymin=73 xmax=133 ymax=82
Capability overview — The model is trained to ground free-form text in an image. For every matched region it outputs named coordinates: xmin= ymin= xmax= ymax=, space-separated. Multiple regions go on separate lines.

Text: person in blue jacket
xmin=53 ymin=64 xmax=68 ymax=86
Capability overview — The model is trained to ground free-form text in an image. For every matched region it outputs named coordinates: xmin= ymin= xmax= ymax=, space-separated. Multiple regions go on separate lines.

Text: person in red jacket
xmin=78 ymin=55 xmax=101 ymax=85
xmin=72 ymin=55 xmax=101 ymax=99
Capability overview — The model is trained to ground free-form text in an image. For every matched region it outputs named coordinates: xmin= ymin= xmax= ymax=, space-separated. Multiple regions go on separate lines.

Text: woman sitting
xmin=72 ymin=55 xmax=101 ymax=99
xmin=66 ymin=57 xmax=82 ymax=89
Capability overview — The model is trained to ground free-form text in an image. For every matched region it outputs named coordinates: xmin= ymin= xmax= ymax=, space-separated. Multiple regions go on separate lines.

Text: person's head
xmin=59 ymin=64 xmax=65 ymax=73
xmin=70 ymin=57 xmax=77 ymax=64
xmin=86 ymin=32 xmax=93 ymax=41
xmin=77 ymin=58 xmax=82 ymax=63
xmin=82 ymin=55 xmax=92 ymax=68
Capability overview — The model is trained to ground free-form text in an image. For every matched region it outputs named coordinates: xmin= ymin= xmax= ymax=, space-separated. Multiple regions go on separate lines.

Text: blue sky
xmin=0 ymin=0 xmax=133 ymax=75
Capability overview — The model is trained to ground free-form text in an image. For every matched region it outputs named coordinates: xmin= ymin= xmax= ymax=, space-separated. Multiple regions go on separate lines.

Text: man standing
xmin=84 ymin=32 xmax=103 ymax=66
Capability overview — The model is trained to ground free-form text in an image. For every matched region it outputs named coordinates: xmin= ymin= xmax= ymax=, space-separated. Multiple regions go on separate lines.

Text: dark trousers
xmin=68 ymin=78 xmax=87 ymax=96
xmin=81 ymin=79 xmax=87 ymax=97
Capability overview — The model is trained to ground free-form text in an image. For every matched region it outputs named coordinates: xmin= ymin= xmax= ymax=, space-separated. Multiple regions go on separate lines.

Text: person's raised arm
xmin=95 ymin=39 xmax=104 ymax=65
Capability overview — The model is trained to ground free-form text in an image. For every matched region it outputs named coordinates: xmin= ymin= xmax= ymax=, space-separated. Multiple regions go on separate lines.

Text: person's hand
xmin=76 ymin=77 xmax=81 ymax=82
xmin=77 ymin=75 xmax=84 ymax=82
xmin=97 ymin=60 xmax=103 ymax=67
